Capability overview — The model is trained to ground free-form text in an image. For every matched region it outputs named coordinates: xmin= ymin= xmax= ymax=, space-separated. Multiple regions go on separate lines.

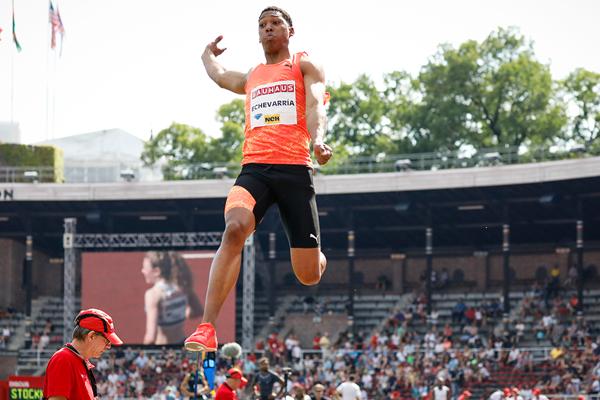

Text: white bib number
xmin=250 ymin=80 xmax=297 ymax=129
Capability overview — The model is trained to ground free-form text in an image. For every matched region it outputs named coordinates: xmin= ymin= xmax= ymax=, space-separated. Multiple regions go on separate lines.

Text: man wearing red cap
xmin=43 ymin=309 xmax=123 ymax=400
xmin=512 ymin=387 xmax=523 ymax=400
xmin=457 ymin=390 xmax=471 ymax=400
xmin=215 ymin=368 xmax=247 ymax=400
xmin=531 ymin=388 xmax=549 ymax=400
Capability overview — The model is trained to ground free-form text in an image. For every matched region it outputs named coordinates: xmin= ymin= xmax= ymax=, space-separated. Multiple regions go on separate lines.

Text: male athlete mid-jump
xmin=185 ymin=6 xmax=332 ymax=351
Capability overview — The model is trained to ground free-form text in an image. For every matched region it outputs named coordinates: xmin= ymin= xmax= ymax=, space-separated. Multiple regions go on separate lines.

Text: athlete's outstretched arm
xmin=202 ymin=36 xmax=249 ymax=95
xmin=301 ymin=56 xmax=332 ymax=165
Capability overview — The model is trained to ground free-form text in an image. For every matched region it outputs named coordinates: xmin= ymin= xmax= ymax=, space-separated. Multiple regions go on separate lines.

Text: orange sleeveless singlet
xmin=243 ymin=52 xmax=312 ymax=167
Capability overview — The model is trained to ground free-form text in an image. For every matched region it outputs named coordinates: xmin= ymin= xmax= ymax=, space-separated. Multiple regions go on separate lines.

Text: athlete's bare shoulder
xmin=299 ymin=55 xmax=325 ymax=80
xmin=246 ymin=67 xmax=255 ymax=81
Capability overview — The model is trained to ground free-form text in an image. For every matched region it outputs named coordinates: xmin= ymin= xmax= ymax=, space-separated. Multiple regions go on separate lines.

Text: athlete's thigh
xmin=225 ymin=165 xmax=276 ymax=230
xmin=273 ymin=165 xmax=320 ymax=249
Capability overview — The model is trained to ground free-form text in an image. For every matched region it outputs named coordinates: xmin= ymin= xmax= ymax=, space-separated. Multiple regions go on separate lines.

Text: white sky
xmin=0 ymin=0 xmax=599 ymax=144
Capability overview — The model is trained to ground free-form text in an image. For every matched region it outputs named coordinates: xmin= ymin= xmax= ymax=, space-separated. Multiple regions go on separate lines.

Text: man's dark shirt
xmin=251 ymin=370 xmax=281 ymax=400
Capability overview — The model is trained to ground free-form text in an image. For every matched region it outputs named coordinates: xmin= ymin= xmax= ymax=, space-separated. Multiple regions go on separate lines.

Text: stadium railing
xmin=2 ymin=144 xmax=597 ymax=183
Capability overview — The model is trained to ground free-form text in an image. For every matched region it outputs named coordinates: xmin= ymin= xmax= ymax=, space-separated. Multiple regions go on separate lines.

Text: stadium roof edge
xmin=2 ymin=156 xmax=599 ymax=202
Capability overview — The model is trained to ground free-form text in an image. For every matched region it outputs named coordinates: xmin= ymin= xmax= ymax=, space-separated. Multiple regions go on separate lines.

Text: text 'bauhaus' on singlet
xmin=244 ymin=52 xmax=313 ymax=167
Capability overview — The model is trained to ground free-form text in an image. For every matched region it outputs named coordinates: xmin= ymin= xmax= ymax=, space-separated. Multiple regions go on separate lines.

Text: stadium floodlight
xmin=394 ymin=159 xmax=412 ymax=172
xmin=120 ymin=169 xmax=135 ymax=182
xmin=482 ymin=152 xmax=501 ymax=166
xmin=213 ymin=167 xmax=228 ymax=179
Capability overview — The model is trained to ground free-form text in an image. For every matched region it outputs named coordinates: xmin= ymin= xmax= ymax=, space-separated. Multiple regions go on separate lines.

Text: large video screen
xmin=82 ymin=251 xmax=235 ymax=345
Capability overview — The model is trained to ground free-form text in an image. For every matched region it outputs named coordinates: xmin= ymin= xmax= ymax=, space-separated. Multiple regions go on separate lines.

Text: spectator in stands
xmin=336 ymin=375 xmax=361 ymax=400
xmin=303 ymin=296 xmax=315 ymax=315
xmin=452 ymin=299 xmax=466 ymax=324
xmin=564 ymin=265 xmax=578 ymax=288
xmin=310 ymin=383 xmax=331 ymax=400
xmin=1 ymin=325 xmax=9 ymax=348
xmin=568 ymin=295 xmax=579 ymax=316
xmin=43 ymin=318 xmax=53 ymax=335
xmin=506 ymin=346 xmax=520 ymax=366
xmin=464 ymin=307 xmax=475 ymax=326
xmin=6 ymin=304 xmax=15 ymax=319
xmin=355 ymin=332 xmax=365 ymax=350
xmin=39 ymin=331 xmax=50 ymax=349
xmin=376 ymin=273 xmax=390 ymax=290
xmin=134 ymin=351 xmax=149 ymax=370
xmin=514 ymin=320 xmax=525 ymax=344
xmin=319 ymin=332 xmax=331 ymax=358
xmin=429 ymin=309 xmax=439 ymax=326
xmin=439 ymin=268 xmax=449 ymax=290
xmin=30 ymin=332 xmax=41 ymax=349
xmin=292 ymin=383 xmax=312 ymax=400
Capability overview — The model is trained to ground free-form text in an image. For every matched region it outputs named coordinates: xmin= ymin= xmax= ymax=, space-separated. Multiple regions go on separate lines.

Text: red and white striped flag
xmin=49 ymin=1 xmax=65 ymax=51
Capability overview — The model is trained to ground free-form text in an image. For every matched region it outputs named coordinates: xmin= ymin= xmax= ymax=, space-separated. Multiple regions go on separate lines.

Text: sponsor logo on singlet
xmin=250 ymin=80 xmax=297 ymax=129
xmin=265 ymin=114 xmax=280 ymax=124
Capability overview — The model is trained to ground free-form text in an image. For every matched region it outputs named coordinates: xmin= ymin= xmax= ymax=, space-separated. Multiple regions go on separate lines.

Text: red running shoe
xmin=184 ymin=323 xmax=218 ymax=352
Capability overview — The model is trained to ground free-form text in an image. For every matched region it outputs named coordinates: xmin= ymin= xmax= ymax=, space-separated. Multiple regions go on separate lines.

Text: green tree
xmin=563 ymin=68 xmax=600 ymax=145
xmin=326 ymin=74 xmax=390 ymax=156
xmin=416 ymin=26 xmax=567 ymax=148
xmin=141 ymin=122 xmax=209 ymax=166
xmin=141 ymin=99 xmax=246 ymax=168
xmin=204 ymin=99 xmax=245 ymax=163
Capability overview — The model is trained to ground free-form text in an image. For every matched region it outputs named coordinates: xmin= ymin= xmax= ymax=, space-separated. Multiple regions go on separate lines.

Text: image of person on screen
xmin=141 ymin=251 xmax=203 ymax=344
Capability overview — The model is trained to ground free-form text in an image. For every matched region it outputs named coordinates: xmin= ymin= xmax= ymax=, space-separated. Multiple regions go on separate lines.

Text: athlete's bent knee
xmin=296 ymin=267 xmax=322 ymax=286
xmin=222 ymin=220 xmax=249 ymax=250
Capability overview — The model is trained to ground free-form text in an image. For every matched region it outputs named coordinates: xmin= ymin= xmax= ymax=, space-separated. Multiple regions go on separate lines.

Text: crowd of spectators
xmin=90 ymin=316 xmax=600 ymax=400
xmin=513 ymin=268 xmax=598 ymax=396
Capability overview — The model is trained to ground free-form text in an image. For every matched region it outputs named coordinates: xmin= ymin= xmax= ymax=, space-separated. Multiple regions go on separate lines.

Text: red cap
xmin=512 ymin=388 xmax=519 ymax=393
xmin=76 ymin=309 xmax=122 ymax=345
xmin=462 ymin=391 xmax=472 ymax=397
xmin=532 ymin=389 xmax=541 ymax=395
xmin=577 ymin=396 xmax=586 ymax=400
xmin=503 ymin=388 xmax=511 ymax=396
xmin=227 ymin=368 xmax=247 ymax=383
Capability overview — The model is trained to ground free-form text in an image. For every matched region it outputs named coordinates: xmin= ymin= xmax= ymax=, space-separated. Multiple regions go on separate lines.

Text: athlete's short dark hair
xmin=259 ymin=6 xmax=293 ymax=27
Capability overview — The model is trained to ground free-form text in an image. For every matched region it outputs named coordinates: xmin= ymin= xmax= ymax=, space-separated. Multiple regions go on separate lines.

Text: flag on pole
xmin=56 ymin=6 xmax=66 ymax=56
xmin=49 ymin=1 xmax=65 ymax=51
xmin=12 ymin=1 xmax=22 ymax=52
xmin=49 ymin=1 xmax=59 ymax=49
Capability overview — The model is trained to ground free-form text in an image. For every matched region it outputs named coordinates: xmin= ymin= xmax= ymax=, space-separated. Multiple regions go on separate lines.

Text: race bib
xmin=250 ymin=80 xmax=297 ymax=129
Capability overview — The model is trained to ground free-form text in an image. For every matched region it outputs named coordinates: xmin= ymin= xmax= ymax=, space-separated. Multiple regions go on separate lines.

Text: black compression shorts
xmin=224 ymin=163 xmax=321 ymax=248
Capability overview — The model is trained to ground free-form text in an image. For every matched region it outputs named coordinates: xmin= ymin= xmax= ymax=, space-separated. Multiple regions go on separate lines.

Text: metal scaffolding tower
xmin=242 ymin=234 xmax=255 ymax=351
xmin=63 ymin=218 xmax=77 ymax=344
